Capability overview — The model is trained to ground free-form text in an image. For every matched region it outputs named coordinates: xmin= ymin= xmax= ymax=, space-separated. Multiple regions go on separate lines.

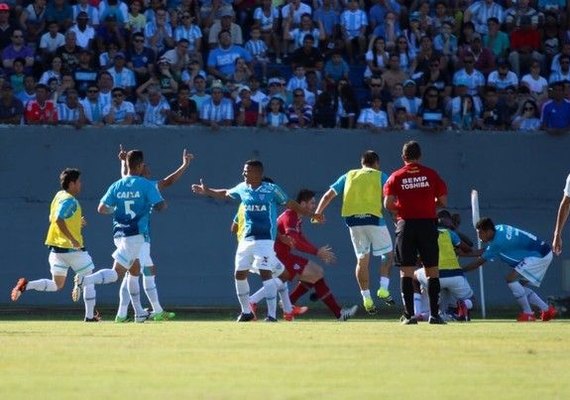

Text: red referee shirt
xmin=384 ymin=162 xmax=447 ymax=220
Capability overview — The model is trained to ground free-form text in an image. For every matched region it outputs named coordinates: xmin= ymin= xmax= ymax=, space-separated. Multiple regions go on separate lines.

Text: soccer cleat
xmin=135 ymin=311 xmax=150 ymax=323
xmin=540 ymin=305 xmax=557 ymax=322
xmin=237 ymin=312 xmax=255 ymax=322
xmin=363 ymin=297 xmax=377 ymax=314
xmin=428 ymin=315 xmax=447 ymax=325
xmin=72 ymin=274 xmax=83 ymax=302
xmin=11 ymin=278 xmax=28 ymax=302
xmin=377 ymin=288 xmax=395 ymax=306
xmin=292 ymin=305 xmax=308 ymax=315
xmin=152 ymin=311 xmax=176 ymax=321
xmin=338 ymin=305 xmax=358 ymax=321
xmin=456 ymin=300 xmax=470 ymax=322
xmin=114 ymin=315 xmax=130 ymax=323
xmin=249 ymin=302 xmax=258 ymax=321
xmin=85 ymin=311 xmax=101 ymax=322
xmin=400 ymin=315 xmax=418 ymax=325
xmin=516 ymin=312 xmax=536 ymax=322
xmin=283 ymin=311 xmax=294 ymax=321
xmin=264 ymin=316 xmax=278 ymax=322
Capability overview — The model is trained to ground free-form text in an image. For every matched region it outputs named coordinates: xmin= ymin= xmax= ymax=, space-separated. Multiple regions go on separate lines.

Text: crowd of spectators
xmin=1 ymin=0 xmax=570 ymax=132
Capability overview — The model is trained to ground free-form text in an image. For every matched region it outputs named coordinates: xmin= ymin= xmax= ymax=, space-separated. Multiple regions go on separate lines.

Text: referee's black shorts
xmin=394 ymin=219 xmax=439 ymax=267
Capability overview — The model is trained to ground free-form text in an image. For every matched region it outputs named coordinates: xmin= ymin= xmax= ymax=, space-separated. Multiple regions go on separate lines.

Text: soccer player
xmin=314 ymin=150 xmax=394 ymax=315
xmin=10 ymin=169 xmax=99 ymax=320
xmin=463 ymin=217 xmax=557 ymax=322
xmin=384 ymin=141 xmax=448 ymax=325
xmin=192 ymin=160 xmax=315 ymax=322
xmin=73 ymin=150 xmax=166 ymax=322
xmin=553 ymin=173 xmax=570 ymax=255
xmin=248 ymin=189 xmax=358 ymax=321
xmin=115 ymin=146 xmax=193 ymax=322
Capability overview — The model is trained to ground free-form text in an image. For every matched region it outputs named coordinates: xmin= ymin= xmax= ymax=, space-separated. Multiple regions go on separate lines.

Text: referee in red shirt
xmin=384 ymin=141 xmax=448 ymax=324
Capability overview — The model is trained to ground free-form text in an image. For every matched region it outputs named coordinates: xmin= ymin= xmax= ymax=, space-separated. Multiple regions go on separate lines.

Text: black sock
xmin=427 ymin=277 xmax=441 ymax=317
xmin=401 ymin=277 xmax=414 ymax=318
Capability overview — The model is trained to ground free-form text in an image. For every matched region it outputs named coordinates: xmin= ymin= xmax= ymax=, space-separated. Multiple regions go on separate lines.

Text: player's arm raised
xmin=553 ymin=194 xmax=570 ymax=255
xmin=191 ymin=179 xmax=230 ymax=200
xmin=159 ymin=148 xmax=194 ymax=190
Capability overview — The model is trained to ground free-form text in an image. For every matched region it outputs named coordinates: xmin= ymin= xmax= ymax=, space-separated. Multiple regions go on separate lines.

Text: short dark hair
xmin=60 ymin=168 xmax=81 ymax=190
xmin=475 ymin=217 xmax=495 ymax=232
xmin=402 ymin=141 xmax=421 ymax=161
xmin=127 ymin=150 xmax=144 ymax=171
xmin=361 ymin=150 xmax=379 ymax=167
xmin=296 ymin=189 xmax=315 ymax=203
xmin=245 ymin=159 xmax=264 ymax=173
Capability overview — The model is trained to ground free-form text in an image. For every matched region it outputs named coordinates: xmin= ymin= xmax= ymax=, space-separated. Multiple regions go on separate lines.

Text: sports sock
xmin=289 ymin=281 xmax=312 ymax=304
xmin=313 ymin=278 xmax=341 ymax=318
xmin=263 ymin=279 xmax=277 ymax=318
xmin=401 ymin=276 xmax=414 ymax=318
xmin=413 ymin=292 xmax=423 ymax=316
xmin=143 ymin=275 xmax=163 ymax=314
xmin=117 ymin=275 xmax=130 ymax=318
xmin=84 ymin=284 xmax=96 ymax=319
xmin=524 ymin=287 xmax=548 ymax=311
xmin=276 ymin=279 xmax=292 ymax=313
xmin=508 ymin=281 xmax=532 ymax=313
xmin=235 ymin=279 xmax=250 ymax=313
xmin=360 ymin=289 xmax=371 ymax=300
xmin=464 ymin=299 xmax=473 ymax=310
xmin=127 ymin=275 xmax=145 ymax=317
xmin=380 ymin=277 xmax=390 ymax=291
xmin=427 ymin=277 xmax=441 ymax=318
xmin=83 ymin=269 xmax=118 ymax=286
xmin=25 ymin=279 xmax=57 ymax=292
xmin=249 ymin=287 xmax=266 ymax=304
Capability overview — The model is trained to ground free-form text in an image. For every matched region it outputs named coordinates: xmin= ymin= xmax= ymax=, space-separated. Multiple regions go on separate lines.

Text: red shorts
xmin=278 ymin=253 xmax=309 ymax=277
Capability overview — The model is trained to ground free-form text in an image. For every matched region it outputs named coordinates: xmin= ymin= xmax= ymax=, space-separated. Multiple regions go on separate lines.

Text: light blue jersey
xmin=100 ymin=175 xmax=164 ymax=239
xmin=227 ymin=182 xmax=288 ymax=241
xmin=482 ymin=224 xmax=552 ymax=267
xmin=58 ymin=197 xmax=78 ymax=219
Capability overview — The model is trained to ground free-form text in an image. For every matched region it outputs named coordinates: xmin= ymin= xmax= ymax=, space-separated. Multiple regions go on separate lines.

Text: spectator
xmin=248 ymin=75 xmax=267 ymax=107
xmin=287 ymin=88 xmax=313 ymax=128
xmin=505 ymin=0 xmax=539 ymax=33
xmin=69 ymin=11 xmax=96 ymax=50
xmin=508 ymin=16 xmax=543 ymax=77
xmin=208 ymin=8 xmax=243 ymax=49
xmin=235 ymin=85 xmax=260 ymax=127
xmin=419 ymin=57 xmax=452 ymax=99
xmin=357 ymin=95 xmax=388 ymax=130
xmin=464 ymin=0 xmax=505 ymax=35
xmin=460 ymin=33 xmax=495 ymax=76
xmin=9 ymin=58 xmax=25 ymax=94
xmin=281 ymin=0 xmax=312 ymax=30
xmin=266 ymin=77 xmax=288 ymax=106
xmin=74 ymin=49 xmax=98 ymax=97
xmin=244 ymin=25 xmax=269 ymax=83
xmin=512 ymin=99 xmax=541 ymax=131
xmin=57 ymin=89 xmax=86 ymax=128
xmin=80 ymin=83 xmax=105 ymax=126
xmin=284 ymin=12 xmax=325 ymax=51
xmin=174 ymin=11 xmax=202 ymax=64
xmin=154 ymin=58 xmax=179 ymax=100
xmin=453 ymin=53 xmax=485 ymax=97
xmin=20 ymin=0 xmax=47 ymax=44
xmin=521 ymin=61 xmax=549 ymax=100
xmin=369 ymin=0 xmax=402 ymax=34
xmin=541 ymin=82 xmax=570 ymax=131
xmin=200 ymin=80 xmax=234 ymax=128
xmin=487 ymin=59 xmax=519 ymax=91
xmin=372 ymin=11 xmax=400 ymax=50
xmin=551 ymin=42 xmax=570 ymax=76
xmin=161 ymin=39 xmax=192 ymax=79
xmin=324 ymin=51 xmax=350 ymax=88
xmin=290 ymin=34 xmax=324 ymax=74
xmin=393 ymin=79 xmax=421 ymax=127
xmin=0 ymin=81 xmax=23 ymax=124
xmin=448 ymin=80 xmax=483 ymax=118
xmin=433 ymin=21 xmax=458 ymax=67
xmin=107 ymin=52 xmax=136 ymax=97
xmin=313 ymin=0 xmax=339 ymax=56
xmin=451 ymin=94 xmax=479 ymax=130
xmin=102 ymin=87 xmax=135 ymax=125
xmin=207 ymin=30 xmax=252 ymax=82
xmin=432 ymin=1 xmax=455 ymax=36
xmin=415 ymin=36 xmax=446 ymax=76
xmin=125 ymin=0 xmax=145 ymax=34
xmin=56 ymin=31 xmax=82 ymax=74
xmin=312 ymin=91 xmax=335 ymax=128
xmin=364 ymin=37 xmax=389 ymax=81
xmin=417 ymin=86 xmax=448 ymax=130
xmin=542 ymin=12 xmax=561 ymax=68
xmin=395 ymin=35 xmax=417 ymax=75
xmin=16 ymin=75 xmax=37 ymax=104
xmin=169 ymin=85 xmax=198 ymax=125
xmin=99 ymin=41 xmax=120 ymax=69
xmin=393 ymin=106 xmax=413 ymax=130
xmin=99 ymin=0 xmax=129 ymax=24
xmin=0 ymin=3 xmax=14 ymax=51
xmin=286 ymin=64 xmax=308 ymax=92
xmin=73 ymin=0 xmax=100 ymax=27
xmin=483 ymin=17 xmax=510 ymax=59
xmin=144 ymin=8 xmax=174 ymax=55
xmin=136 ymin=83 xmax=170 ymax=127
xmin=53 ymin=73 xmax=76 ymax=104
xmin=2 ymin=29 xmax=34 ymax=75
xmin=362 ymin=75 xmax=386 ymax=109
xmin=181 ymin=59 xmax=206 ymax=89
xmin=45 ymin=0 xmax=73 ymax=32
xmin=382 ymin=53 xmax=408 ymax=91
xmin=96 ymin=14 xmax=127 ymax=53
xmin=402 ymin=12 xmax=423 ymax=56
xmin=127 ymin=32 xmax=156 ymax=85
xmin=500 ymin=85 xmax=522 ymax=124
xmin=190 ymin=74 xmax=210 ymax=112
xmin=253 ymin=0 xmax=281 ymax=63
xmin=340 ymin=0 xmax=367 ymax=64
xmin=480 ymin=86 xmax=508 ymax=130
xmin=549 ymin=55 xmax=570 ymax=83
xmin=24 ymin=83 xmax=58 ymax=125
xmin=38 ymin=20 xmax=65 ymax=63
xmin=333 ymin=79 xmax=359 ymax=128
xmin=263 ymin=95 xmax=288 ymax=129
xmin=96 ymin=71 xmax=114 ymax=109
xmin=39 ymin=56 xmax=63 ymax=85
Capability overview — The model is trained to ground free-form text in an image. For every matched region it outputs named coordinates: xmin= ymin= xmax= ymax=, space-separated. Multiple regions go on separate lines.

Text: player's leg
xmin=371 ymin=225 xmax=394 ymax=305
xmin=417 ymin=220 xmax=444 ymax=324
xmin=125 ymin=260 xmax=149 ymax=322
xmin=253 ymin=240 xmax=279 ymax=321
xmin=447 ymin=276 xmax=474 ymax=321
xmin=395 ymin=220 xmax=418 ymax=324
xmin=235 ymin=240 xmax=255 ymax=321
xmin=139 ymin=242 xmax=175 ymax=321
xmin=506 ymin=270 xmax=535 ymax=321
xmin=116 ymin=271 xmax=132 ymax=322
xmin=11 ymin=251 xmax=69 ymax=301
xmin=413 ymin=269 xmax=429 ymax=321
xmin=348 ymin=226 xmax=375 ymax=313
xmin=302 ymin=261 xmax=343 ymax=318
xmin=515 ymin=254 xmax=556 ymax=321
xmin=61 ymin=251 xmax=98 ymax=321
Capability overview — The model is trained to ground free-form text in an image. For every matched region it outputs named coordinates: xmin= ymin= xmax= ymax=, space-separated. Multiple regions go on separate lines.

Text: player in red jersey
xmin=24 ymin=84 xmax=58 ymax=125
xmin=384 ymin=141 xmax=448 ymax=325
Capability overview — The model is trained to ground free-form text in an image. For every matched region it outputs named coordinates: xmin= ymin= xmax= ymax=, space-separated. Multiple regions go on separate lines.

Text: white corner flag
xmin=471 ymin=190 xmax=486 ymax=319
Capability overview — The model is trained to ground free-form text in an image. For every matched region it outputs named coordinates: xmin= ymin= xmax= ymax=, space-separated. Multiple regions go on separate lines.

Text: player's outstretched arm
xmin=553 ymin=195 xmax=570 ymax=255
xmin=152 ymin=200 xmax=167 ymax=212
xmin=313 ymin=189 xmax=337 ymax=223
xmin=97 ymin=202 xmax=115 ymax=215
xmin=159 ymin=149 xmax=194 ymax=190
xmin=191 ymin=179 xmax=229 ymax=200
xmin=285 ymin=199 xmax=316 ymax=220
xmin=462 ymin=257 xmax=486 ymax=272
xmin=55 ymin=218 xmax=81 ymax=249
xmin=118 ymin=144 xmax=128 ymax=178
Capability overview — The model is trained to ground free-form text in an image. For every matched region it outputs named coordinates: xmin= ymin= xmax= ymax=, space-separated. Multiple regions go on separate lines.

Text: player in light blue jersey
xmin=192 ymin=160 xmax=316 ymax=322
xmin=464 ymin=217 xmax=557 ymax=322
xmin=73 ymin=150 xmax=166 ymax=322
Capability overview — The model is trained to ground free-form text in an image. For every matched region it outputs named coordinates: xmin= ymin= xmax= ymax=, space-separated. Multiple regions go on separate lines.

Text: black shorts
xmin=394 ymin=219 xmax=439 ymax=267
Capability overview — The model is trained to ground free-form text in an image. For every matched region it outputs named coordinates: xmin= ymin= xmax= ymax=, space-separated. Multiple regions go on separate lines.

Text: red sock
xmin=289 ymin=281 xmax=313 ymax=304
xmin=313 ymin=278 xmax=341 ymax=318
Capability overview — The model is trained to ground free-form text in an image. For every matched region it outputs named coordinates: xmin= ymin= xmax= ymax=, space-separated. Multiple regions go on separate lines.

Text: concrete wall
xmin=1 ymin=126 xmax=569 ymax=311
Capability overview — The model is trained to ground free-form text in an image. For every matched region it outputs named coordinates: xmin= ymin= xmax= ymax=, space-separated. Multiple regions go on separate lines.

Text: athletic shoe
xmin=363 ymin=297 xmax=377 ymax=314
xmin=400 ymin=315 xmax=418 ymax=325
xmin=11 ymin=278 xmax=28 ymax=302
xmin=292 ymin=305 xmax=308 ymax=315
xmin=249 ymin=302 xmax=258 ymax=321
xmin=540 ymin=305 xmax=557 ymax=322
xmin=152 ymin=311 xmax=176 ymax=321
xmin=237 ymin=312 xmax=255 ymax=322
xmin=283 ymin=312 xmax=294 ymax=321
xmin=85 ymin=311 xmax=101 ymax=322
xmin=135 ymin=311 xmax=150 ymax=323
xmin=114 ymin=315 xmax=130 ymax=323
xmin=428 ymin=315 xmax=447 ymax=325
xmin=516 ymin=312 xmax=536 ymax=322
xmin=377 ymin=288 xmax=395 ymax=306
xmin=72 ymin=274 xmax=83 ymax=302
xmin=338 ymin=305 xmax=358 ymax=321
xmin=264 ymin=316 xmax=278 ymax=322
xmin=456 ymin=300 xmax=470 ymax=322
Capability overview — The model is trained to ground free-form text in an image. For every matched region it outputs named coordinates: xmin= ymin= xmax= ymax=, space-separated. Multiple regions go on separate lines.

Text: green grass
xmin=0 ymin=316 xmax=568 ymax=400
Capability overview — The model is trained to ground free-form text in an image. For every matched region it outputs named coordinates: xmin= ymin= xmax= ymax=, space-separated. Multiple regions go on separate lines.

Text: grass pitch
xmin=0 ymin=316 xmax=568 ymax=400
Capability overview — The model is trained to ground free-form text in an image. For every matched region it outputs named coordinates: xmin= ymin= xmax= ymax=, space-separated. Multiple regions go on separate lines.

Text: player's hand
xmin=118 ymin=144 xmax=127 ymax=161
xmin=182 ymin=148 xmax=194 ymax=166
xmin=311 ymin=213 xmax=325 ymax=224
xmin=553 ymin=235 xmax=563 ymax=256
xmin=70 ymin=238 xmax=81 ymax=250
xmin=279 ymin=235 xmax=295 ymax=249
xmin=191 ymin=178 xmax=208 ymax=195
xmin=81 ymin=217 xmax=87 ymax=227
xmin=317 ymin=245 xmax=336 ymax=264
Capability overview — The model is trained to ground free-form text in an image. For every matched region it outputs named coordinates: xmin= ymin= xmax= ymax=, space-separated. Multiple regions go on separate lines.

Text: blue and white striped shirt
xmin=174 ymin=25 xmax=202 ymax=53
xmin=254 ymin=6 xmax=279 ymax=31
xmin=286 ymin=76 xmax=308 ymax=92
xmin=107 ymin=67 xmax=136 ymax=89
xmin=200 ymin=98 xmax=234 ymax=123
xmin=57 ymin=103 xmax=80 ymax=124
xmin=340 ymin=9 xmax=367 ymax=38
xmin=245 ymin=39 xmax=268 ymax=58
xmin=357 ymin=108 xmax=388 ymax=128
xmin=143 ymin=98 xmax=171 ymax=126
xmin=80 ymin=98 xmax=105 ymax=124
xmin=466 ymin=1 xmax=505 ymax=35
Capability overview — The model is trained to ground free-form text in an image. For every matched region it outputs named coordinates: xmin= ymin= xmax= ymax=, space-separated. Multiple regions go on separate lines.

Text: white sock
xmin=380 ymin=277 xmax=390 ymax=291
xmin=84 ymin=284 xmax=96 ymax=319
xmin=235 ymin=279 xmax=250 ymax=313
xmin=143 ymin=275 xmax=163 ymax=314
xmin=361 ymin=289 xmax=371 ymax=300
xmin=117 ymin=275 xmax=130 ymax=318
xmin=83 ymin=269 xmax=118 ymax=286
xmin=524 ymin=287 xmax=548 ymax=311
xmin=25 ymin=279 xmax=57 ymax=292
xmin=127 ymin=275 xmax=145 ymax=316
xmin=464 ymin=299 xmax=473 ymax=309
xmin=413 ymin=293 xmax=423 ymax=316
xmin=249 ymin=287 xmax=266 ymax=304
xmin=508 ymin=281 xmax=532 ymax=313
xmin=276 ymin=279 xmax=292 ymax=313
xmin=263 ymin=279 xmax=277 ymax=318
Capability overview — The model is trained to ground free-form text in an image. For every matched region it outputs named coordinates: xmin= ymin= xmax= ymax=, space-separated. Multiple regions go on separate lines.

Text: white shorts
xmin=514 ymin=252 xmax=553 ymax=287
xmin=112 ymin=235 xmax=145 ymax=269
xmin=49 ymin=250 xmax=95 ymax=277
xmin=415 ymin=268 xmax=474 ymax=300
xmin=138 ymin=242 xmax=154 ymax=268
xmin=348 ymin=225 xmax=393 ymax=259
xmin=235 ymin=239 xmax=278 ymax=272
xmin=250 ymin=259 xmax=285 ymax=278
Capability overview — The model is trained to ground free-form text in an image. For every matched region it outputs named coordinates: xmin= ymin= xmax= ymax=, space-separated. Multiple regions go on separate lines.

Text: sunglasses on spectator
xmin=88 ymin=89 xmax=99 ymax=93
xmin=113 ymin=93 xmax=124 ymax=98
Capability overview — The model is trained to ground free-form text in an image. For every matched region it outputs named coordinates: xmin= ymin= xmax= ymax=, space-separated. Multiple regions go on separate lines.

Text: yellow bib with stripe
xmin=341 ymin=168 xmax=382 ymax=218
xmin=438 ymin=228 xmax=460 ymax=270
xmin=45 ymin=190 xmax=84 ymax=248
